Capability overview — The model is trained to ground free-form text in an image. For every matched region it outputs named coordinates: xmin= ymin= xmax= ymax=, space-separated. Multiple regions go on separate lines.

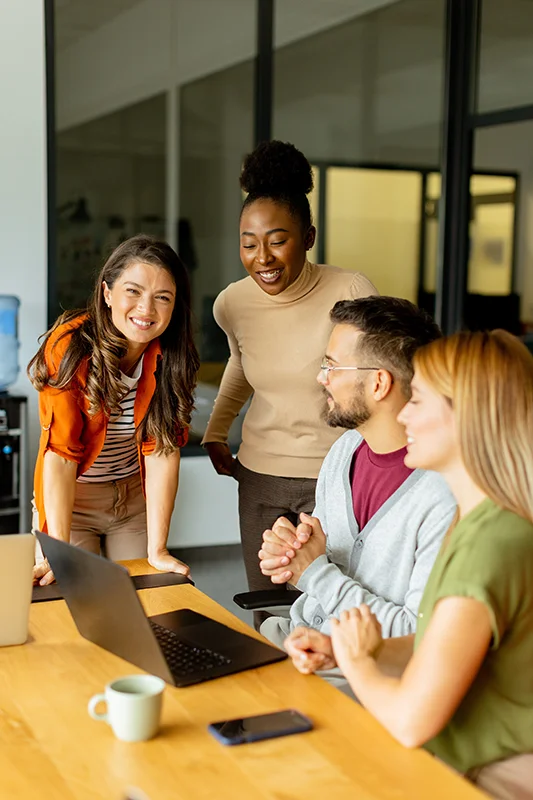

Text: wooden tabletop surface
xmin=0 ymin=560 xmax=485 ymax=800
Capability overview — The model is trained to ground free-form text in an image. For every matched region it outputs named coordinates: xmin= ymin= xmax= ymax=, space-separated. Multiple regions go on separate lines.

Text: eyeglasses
xmin=319 ymin=362 xmax=380 ymax=381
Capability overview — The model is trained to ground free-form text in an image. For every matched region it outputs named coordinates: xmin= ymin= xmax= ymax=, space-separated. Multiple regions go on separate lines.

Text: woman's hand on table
xmin=285 ymin=626 xmax=337 ymax=674
xmin=330 ymin=606 xmax=383 ymax=673
xmin=33 ymin=558 xmax=56 ymax=586
xmin=204 ymin=442 xmax=236 ymax=477
xmin=148 ymin=548 xmax=191 ymax=577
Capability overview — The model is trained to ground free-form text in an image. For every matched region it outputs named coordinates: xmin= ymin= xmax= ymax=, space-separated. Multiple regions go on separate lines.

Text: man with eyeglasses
xmin=258 ymin=296 xmax=456 ymax=685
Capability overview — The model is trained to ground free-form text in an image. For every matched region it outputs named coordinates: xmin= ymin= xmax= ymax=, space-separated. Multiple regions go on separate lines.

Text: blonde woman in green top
xmin=284 ymin=330 xmax=533 ymax=797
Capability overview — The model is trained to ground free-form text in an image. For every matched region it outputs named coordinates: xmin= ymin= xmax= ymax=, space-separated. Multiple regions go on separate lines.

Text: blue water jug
xmin=0 ymin=295 xmax=20 ymax=391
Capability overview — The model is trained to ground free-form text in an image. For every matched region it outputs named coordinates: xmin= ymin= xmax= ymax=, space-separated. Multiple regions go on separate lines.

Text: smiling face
xmin=317 ymin=325 xmax=372 ymax=429
xmin=239 ymin=198 xmax=315 ymax=296
xmin=397 ymin=370 xmax=460 ymax=473
xmin=102 ymin=261 xmax=176 ymax=351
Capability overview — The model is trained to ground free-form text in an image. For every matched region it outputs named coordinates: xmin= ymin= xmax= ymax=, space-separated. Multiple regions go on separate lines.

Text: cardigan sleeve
xmin=297 ymin=490 xmax=455 ymax=638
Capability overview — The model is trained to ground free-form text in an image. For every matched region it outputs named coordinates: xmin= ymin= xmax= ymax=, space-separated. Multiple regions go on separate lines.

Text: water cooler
xmin=0 ymin=296 xmax=29 ymax=534
xmin=0 ymin=395 xmax=29 ymax=533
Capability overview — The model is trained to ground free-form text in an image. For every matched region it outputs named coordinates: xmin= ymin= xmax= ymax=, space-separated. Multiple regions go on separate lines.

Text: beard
xmin=320 ymin=385 xmax=371 ymax=429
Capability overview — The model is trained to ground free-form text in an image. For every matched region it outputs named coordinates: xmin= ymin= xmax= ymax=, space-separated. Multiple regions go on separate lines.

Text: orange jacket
xmin=33 ymin=315 xmax=188 ymax=532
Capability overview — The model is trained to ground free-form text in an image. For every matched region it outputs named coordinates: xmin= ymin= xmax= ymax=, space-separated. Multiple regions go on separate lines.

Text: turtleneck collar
xmin=253 ymin=260 xmax=320 ymax=305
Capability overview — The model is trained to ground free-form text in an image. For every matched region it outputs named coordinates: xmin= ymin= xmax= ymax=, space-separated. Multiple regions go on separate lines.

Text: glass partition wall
xmin=273 ymin=0 xmax=446 ymax=301
xmin=49 ymin=0 xmax=533 ymax=452
xmin=54 ymin=94 xmax=167 ymax=318
xmin=179 ymin=59 xmax=255 ymax=449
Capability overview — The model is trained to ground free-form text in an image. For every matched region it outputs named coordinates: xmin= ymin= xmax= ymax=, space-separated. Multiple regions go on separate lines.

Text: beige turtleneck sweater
xmin=202 ymin=262 xmax=378 ymax=478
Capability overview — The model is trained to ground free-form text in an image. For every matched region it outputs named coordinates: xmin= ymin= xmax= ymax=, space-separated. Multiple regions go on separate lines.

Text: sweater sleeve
xmin=297 ymin=494 xmax=456 ymax=638
xmin=350 ymin=272 xmax=379 ymax=299
xmin=202 ymin=290 xmax=253 ymax=445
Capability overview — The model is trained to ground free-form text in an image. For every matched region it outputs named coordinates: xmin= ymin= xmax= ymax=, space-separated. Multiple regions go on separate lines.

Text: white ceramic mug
xmin=88 ymin=675 xmax=165 ymax=742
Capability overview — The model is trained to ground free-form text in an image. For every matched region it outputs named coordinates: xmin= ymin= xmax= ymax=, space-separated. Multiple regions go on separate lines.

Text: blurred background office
xmin=2 ymin=0 xmax=533 ymax=615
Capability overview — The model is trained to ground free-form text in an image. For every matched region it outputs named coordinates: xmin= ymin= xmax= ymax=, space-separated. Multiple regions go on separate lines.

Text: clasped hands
xmin=258 ymin=513 xmax=327 ymax=586
xmin=258 ymin=514 xmax=383 ymax=675
xmin=285 ymin=606 xmax=384 ymax=677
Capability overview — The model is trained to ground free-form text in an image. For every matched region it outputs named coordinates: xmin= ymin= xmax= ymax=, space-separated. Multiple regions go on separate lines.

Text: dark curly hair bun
xmin=240 ymin=140 xmax=313 ymax=198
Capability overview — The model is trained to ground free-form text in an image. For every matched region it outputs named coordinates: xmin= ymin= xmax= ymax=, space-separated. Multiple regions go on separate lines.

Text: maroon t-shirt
xmin=350 ymin=441 xmax=414 ymax=530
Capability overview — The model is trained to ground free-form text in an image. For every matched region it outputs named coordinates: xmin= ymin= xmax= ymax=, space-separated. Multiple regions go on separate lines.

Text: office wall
xmin=0 ymin=1 xmax=47 ymax=479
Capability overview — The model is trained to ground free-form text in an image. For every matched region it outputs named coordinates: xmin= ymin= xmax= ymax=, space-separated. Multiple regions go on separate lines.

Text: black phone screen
xmin=210 ymin=709 xmax=312 ymax=743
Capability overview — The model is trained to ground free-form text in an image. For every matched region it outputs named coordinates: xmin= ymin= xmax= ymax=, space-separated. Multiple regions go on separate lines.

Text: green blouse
xmin=415 ymin=498 xmax=533 ymax=773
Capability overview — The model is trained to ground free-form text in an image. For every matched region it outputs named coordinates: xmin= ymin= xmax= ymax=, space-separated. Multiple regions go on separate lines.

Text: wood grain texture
xmin=0 ymin=560 xmax=485 ymax=800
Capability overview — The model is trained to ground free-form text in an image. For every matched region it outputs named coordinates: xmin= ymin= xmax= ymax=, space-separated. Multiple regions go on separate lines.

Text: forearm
xmin=202 ymin=358 xmax=252 ymax=445
xmin=42 ymin=450 xmax=77 ymax=541
xmin=202 ymin=398 xmax=244 ymax=444
xmin=376 ymin=635 xmax=414 ymax=677
xmin=341 ymin=656 xmax=411 ymax=742
xmin=336 ymin=599 xmax=493 ymax=750
xmin=298 ymin=558 xmax=417 ymax=636
xmin=144 ymin=450 xmax=180 ymax=556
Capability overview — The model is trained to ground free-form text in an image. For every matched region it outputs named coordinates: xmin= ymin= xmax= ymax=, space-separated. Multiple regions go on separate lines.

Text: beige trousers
xmin=467 ymin=753 xmax=533 ymax=799
xmin=33 ymin=472 xmax=148 ymax=562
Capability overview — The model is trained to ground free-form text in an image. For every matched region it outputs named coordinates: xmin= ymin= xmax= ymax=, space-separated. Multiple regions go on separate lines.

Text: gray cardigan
xmin=289 ymin=430 xmax=457 ymax=638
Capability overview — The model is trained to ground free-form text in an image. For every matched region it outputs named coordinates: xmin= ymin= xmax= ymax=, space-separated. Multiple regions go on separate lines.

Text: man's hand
xmin=204 ymin=442 xmax=236 ymax=477
xmin=33 ymin=558 xmax=55 ymax=586
xmin=330 ymin=605 xmax=383 ymax=675
xmin=282 ymin=514 xmax=327 ymax=586
xmin=148 ymin=548 xmax=191 ymax=577
xmin=259 ymin=515 xmax=313 ymax=584
xmin=285 ymin=626 xmax=336 ymax=674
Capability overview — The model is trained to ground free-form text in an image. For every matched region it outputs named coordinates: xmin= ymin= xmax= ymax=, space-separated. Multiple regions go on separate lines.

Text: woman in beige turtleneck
xmin=202 ymin=141 xmax=377 ymax=615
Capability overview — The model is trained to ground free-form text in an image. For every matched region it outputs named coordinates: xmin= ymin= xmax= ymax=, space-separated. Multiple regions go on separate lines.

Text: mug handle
xmin=88 ymin=693 xmax=108 ymax=722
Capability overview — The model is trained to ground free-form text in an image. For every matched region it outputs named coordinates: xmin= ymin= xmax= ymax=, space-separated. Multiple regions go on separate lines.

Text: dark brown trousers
xmin=234 ymin=460 xmax=317 ymax=626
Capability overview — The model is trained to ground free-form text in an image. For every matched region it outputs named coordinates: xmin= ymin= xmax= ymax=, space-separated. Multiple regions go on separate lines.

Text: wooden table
xmin=0 ymin=560 xmax=485 ymax=800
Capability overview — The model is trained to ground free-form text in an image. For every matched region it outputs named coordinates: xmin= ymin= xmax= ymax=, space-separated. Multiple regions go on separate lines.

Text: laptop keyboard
xmin=149 ymin=620 xmax=231 ymax=677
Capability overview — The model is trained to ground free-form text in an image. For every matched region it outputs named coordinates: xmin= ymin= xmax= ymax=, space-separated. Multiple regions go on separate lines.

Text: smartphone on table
xmin=208 ymin=709 xmax=313 ymax=745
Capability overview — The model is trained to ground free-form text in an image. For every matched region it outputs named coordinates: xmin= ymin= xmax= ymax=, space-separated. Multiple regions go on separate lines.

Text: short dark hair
xmin=330 ymin=296 xmax=441 ymax=396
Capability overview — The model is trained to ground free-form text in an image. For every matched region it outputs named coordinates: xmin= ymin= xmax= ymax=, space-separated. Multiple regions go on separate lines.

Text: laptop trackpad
xmin=149 ymin=609 xmax=246 ymax=651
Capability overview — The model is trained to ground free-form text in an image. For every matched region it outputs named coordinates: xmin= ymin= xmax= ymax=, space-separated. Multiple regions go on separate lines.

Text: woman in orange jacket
xmin=29 ymin=234 xmax=199 ymax=585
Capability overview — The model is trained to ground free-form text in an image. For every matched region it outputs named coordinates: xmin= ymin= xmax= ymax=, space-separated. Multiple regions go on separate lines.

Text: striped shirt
xmin=78 ymin=357 xmax=143 ymax=483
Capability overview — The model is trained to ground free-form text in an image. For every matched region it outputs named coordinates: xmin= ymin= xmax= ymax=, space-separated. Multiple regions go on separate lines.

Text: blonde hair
xmin=414 ymin=330 xmax=533 ymax=524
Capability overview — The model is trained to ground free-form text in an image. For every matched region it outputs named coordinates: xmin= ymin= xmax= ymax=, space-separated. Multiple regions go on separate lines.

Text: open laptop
xmin=0 ymin=534 xmax=34 ymax=646
xmin=36 ymin=532 xmax=287 ymax=686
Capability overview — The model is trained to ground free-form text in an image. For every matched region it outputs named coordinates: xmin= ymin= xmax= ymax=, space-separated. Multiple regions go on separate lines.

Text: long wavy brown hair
xmin=28 ymin=235 xmax=200 ymax=455
xmin=414 ymin=329 xmax=533 ymax=524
